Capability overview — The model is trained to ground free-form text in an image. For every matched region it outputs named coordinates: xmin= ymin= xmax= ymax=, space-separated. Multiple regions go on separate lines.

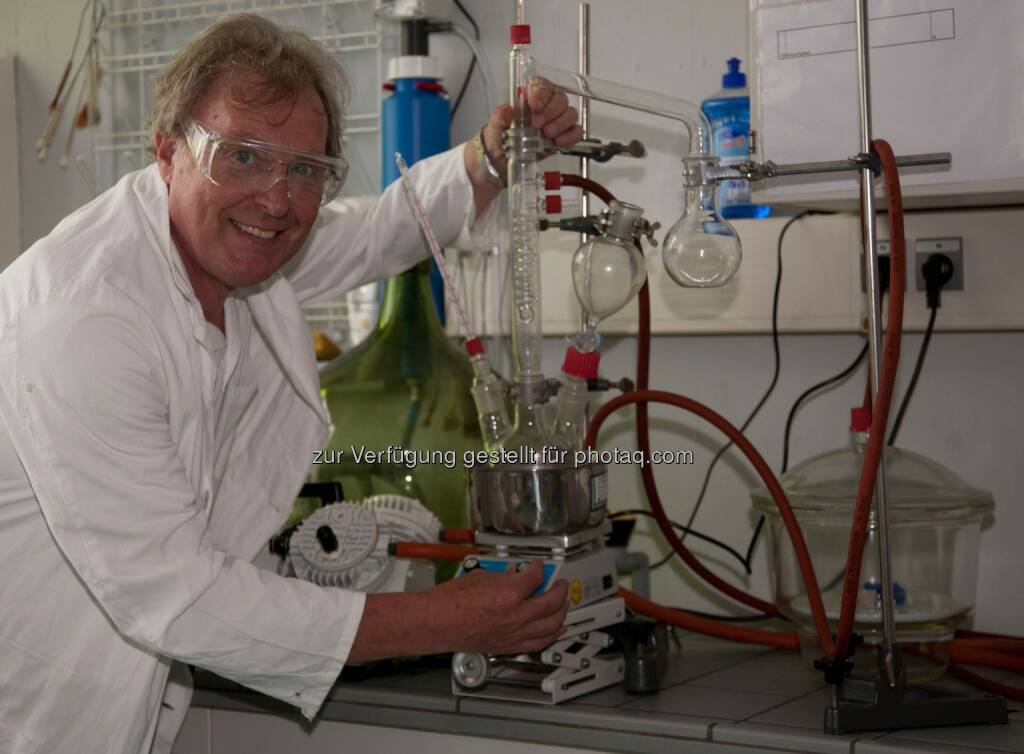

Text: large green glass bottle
xmin=314 ymin=259 xmax=481 ymax=538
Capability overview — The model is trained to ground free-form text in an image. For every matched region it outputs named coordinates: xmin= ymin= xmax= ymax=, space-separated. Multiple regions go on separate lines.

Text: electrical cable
xmin=450 ymin=0 xmax=480 ymax=120
xmin=782 ymin=342 xmax=869 ymax=473
xmin=887 ymin=305 xmax=937 ymax=445
xmin=608 ymin=509 xmax=750 ymax=574
xmin=680 ymin=211 xmax=810 ymax=553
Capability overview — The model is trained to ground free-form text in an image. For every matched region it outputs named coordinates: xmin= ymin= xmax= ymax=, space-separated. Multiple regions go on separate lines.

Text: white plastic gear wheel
xmin=288 ymin=495 xmax=441 ymax=593
xmin=291 ymin=503 xmax=392 ymax=589
xmin=362 ymin=494 xmax=442 ymax=544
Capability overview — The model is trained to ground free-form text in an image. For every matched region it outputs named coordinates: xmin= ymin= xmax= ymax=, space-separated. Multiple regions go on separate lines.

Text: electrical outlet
xmin=860 ymin=240 xmax=904 ymax=291
xmin=915 ymin=238 xmax=964 ymax=291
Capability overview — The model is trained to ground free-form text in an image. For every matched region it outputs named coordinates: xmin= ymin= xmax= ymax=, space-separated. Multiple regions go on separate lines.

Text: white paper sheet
xmin=750 ymin=0 xmax=1024 ymax=201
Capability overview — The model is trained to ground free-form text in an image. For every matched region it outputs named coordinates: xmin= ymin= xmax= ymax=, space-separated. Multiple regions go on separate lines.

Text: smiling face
xmin=156 ymin=74 xmax=329 ymax=324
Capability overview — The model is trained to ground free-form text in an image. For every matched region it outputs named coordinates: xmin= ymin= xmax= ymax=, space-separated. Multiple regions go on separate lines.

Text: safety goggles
xmin=182 ymin=119 xmax=348 ymax=207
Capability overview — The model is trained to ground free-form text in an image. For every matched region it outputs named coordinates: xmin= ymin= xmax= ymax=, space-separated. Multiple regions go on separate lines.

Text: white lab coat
xmin=0 ymin=146 xmax=494 ymax=754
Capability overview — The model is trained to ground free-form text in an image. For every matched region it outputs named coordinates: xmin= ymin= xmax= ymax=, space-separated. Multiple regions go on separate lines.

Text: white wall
xmin=0 ymin=0 xmax=20 ymax=268
xmin=5 ymin=0 xmax=98 ymax=258
xmin=0 ymin=55 xmax=21 ymax=270
xmin=5 ymin=0 xmax=1022 ymax=637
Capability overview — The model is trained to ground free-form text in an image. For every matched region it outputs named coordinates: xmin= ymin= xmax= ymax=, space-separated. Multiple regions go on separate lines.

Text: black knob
xmin=316 ymin=525 xmax=339 ymax=553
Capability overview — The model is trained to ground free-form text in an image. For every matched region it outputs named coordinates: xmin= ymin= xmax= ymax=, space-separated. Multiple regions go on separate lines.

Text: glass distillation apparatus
xmin=449 ymin=2 xmax=744 ymax=704
xmin=449 ymin=1 xmax=983 ymax=727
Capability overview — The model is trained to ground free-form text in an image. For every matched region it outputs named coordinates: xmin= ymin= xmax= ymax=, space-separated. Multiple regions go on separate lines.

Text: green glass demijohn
xmin=314 ymin=260 xmax=482 ymax=541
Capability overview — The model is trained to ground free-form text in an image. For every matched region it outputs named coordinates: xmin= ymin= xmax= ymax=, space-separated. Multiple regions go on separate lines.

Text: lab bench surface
xmin=190 ymin=634 xmax=1023 ymax=754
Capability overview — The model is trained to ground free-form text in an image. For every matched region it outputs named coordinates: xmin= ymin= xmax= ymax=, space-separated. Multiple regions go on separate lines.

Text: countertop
xmin=192 ymin=633 xmax=1023 ymax=754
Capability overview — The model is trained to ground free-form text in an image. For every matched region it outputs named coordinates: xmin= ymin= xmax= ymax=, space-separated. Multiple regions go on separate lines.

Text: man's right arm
xmin=351 ymin=561 xmax=569 ymax=662
xmin=0 ymin=294 xmax=567 ymax=710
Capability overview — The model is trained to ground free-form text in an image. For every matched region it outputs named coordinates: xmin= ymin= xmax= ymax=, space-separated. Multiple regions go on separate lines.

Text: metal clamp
xmin=512 ymin=376 xmax=554 ymax=406
xmin=552 ymin=137 xmax=646 ymax=163
xmin=681 ymin=154 xmax=721 ymax=188
xmin=597 ymin=202 xmax=661 ymax=247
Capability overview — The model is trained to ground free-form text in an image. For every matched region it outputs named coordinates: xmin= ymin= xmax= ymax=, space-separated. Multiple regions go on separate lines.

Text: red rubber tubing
xmin=619 ymin=587 xmax=798 ymax=650
xmin=559 ymin=174 xmax=616 ymax=206
xmin=948 ymin=647 xmax=1024 ymax=674
xmin=830 ymin=139 xmax=906 ymax=659
xmin=952 ymin=637 xmax=1024 ymax=656
xmin=948 ymin=664 xmax=1024 ymax=702
xmin=634 ymin=281 xmax=780 ymax=618
xmin=563 ymin=173 xmax=783 ymax=619
xmin=439 ymin=528 xmax=478 ymax=544
xmin=391 ymin=542 xmax=480 ymax=561
xmin=586 ymin=390 xmax=833 ymax=654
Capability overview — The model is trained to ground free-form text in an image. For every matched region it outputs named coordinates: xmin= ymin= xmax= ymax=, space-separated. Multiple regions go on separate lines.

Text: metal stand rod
xmin=578 ymin=2 xmax=590 ymax=335
xmin=855 ymin=0 xmax=900 ymax=690
xmin=727 ymin=152 xmax=950 ymax=181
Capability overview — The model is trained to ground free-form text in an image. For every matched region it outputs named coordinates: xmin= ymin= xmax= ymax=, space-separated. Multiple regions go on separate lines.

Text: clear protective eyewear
xmin=182 ymin=119 xmax=348 ymax=207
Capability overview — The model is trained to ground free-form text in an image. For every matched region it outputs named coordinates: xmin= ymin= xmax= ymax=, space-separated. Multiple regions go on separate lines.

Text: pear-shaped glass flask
xmin=315 ymin=261 xmax=482 ymax=534
xmin=571 ymin=200 xmax=647 ymax=321
xmin=662 ymin=183 xmax=742 ymax=288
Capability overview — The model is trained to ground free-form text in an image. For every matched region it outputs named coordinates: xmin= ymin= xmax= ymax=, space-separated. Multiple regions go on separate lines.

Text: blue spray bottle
xmin=701 ymin=58 xmax=770 ymax=219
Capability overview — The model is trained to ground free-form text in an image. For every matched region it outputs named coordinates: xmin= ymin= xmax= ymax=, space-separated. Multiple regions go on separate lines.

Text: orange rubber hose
xmin=562 ymin=174 xmax=781 ymax=618
xmin=619 ymin=587 xmax=798 ymax=649
xmin=586 ymin=391 xmax=833 ymax=654
xmin=391 ymin=542 xmax=480 ymax=561
xmin=831 ymin=139 xmax=905 ymax=659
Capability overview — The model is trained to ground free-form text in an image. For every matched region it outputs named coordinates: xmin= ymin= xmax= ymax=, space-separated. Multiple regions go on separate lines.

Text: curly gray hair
xmin=149 ymin=13 xmax=348 ymax=157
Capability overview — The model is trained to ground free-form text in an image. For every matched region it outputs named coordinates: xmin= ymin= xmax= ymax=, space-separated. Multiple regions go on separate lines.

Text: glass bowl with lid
xmin=750 ymin=415 xmax=994 ymax=673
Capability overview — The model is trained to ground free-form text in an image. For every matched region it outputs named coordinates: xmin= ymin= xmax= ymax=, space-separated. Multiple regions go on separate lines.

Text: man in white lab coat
xmin=0 ymin=14 xmax=582 ymax=754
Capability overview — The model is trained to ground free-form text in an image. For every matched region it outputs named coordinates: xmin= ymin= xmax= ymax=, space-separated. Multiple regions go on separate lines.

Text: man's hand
xmin=349 ymin=560 xmax=570 ymax=662
xmin=464 ymin=78 xmax=584 ymax=214
xmin=426 ymin=560 xmax=569 ymax=654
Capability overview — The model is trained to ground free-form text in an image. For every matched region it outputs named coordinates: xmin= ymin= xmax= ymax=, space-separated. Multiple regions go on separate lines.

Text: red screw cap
xmin=850 ymin=407 xmax=871 ymax=432
xmin=465 ymin=337 xmax=484 ymax=356
xmin=510 ymin=24 xmax=531 ymax=44
xmin=544 ymin=171 xmax=562 ymax=190
xmin=545 ymin=195 xmax=563 ymax=214
xmin=562 ymin=346 xmax=601 ymax=380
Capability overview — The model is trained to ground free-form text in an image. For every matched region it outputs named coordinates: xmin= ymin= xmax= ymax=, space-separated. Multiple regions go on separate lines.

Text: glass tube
xmin=507 ymin=42 xmax=543 ymax=382
xmin=531 ymin=60 xmax=711 ymax=156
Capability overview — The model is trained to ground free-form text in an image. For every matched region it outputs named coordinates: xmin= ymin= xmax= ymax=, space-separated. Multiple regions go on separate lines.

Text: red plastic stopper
xmin=414 ymin=81 xmax=446 ymax=93
xmin=850 ymin=407 xmax=871 ymax=432
xmin=562 ymin=347 xmax=601 ymax=380
xmin=544 ymin=171 xmax=562 ymax=190
xmin=510 ymin=24 xmax=531 ymax=44
xmin=545 ymin=195 xmax=563 ymax=214
xmin=465 ymin=337 xmax=485 ymax=356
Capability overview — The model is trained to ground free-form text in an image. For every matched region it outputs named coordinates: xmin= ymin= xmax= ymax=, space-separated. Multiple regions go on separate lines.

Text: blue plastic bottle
xmin=701 ymin=58 xmax=770 ymax=219
xmin=381 ymin=56 xmax=451 ymax=320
